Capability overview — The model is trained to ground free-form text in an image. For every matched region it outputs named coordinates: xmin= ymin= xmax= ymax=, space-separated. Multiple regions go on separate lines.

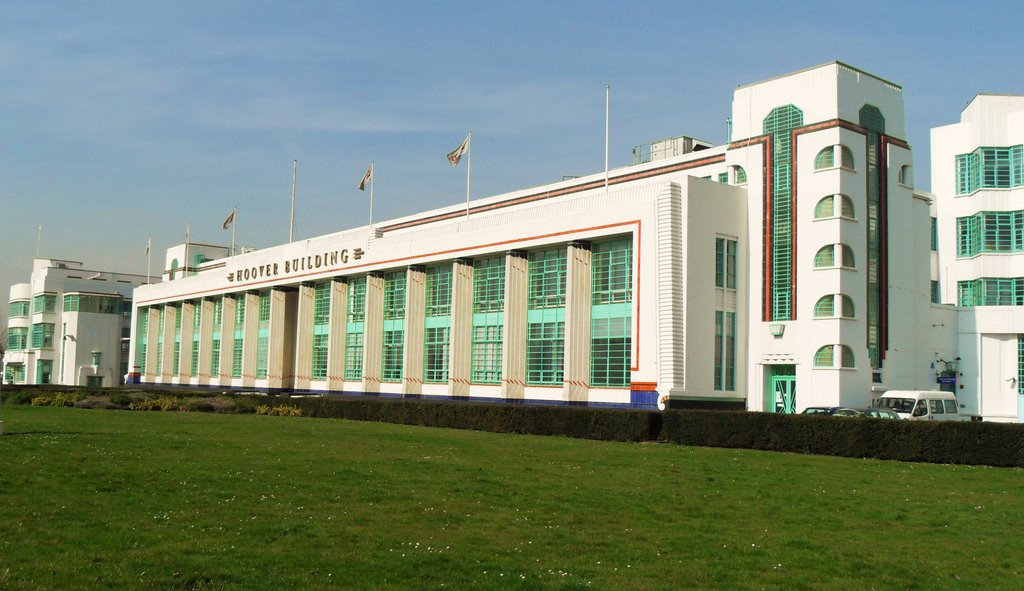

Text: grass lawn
xmin=0 ymin=405 xmax=1021 ymax=590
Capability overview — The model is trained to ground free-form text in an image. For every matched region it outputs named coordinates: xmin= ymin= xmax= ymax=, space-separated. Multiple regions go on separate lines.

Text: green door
xmin=772 ymin=376 xmax=797 ymax=414
xmin=766 ymin=365 xmax=796 ymax=413
xmin=86 ymin=375 xmax=104 ymax=388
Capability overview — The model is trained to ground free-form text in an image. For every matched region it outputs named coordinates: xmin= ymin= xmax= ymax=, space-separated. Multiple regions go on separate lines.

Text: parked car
xmin=873 ymin=390 xmax=969 ymax=421
xmin=830 ymin=407 xmax=899 ymax=419
xmin=801 ymin=406 xmax=838 ymax=415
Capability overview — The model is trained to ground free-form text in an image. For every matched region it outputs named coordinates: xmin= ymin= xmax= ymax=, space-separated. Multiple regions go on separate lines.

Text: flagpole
xmin=465 ymin=131 xmax=472 ymax=217
xmin=605 ymin=85 xmax=610 ymax=192
xmin=231 ymin=206 xmax=237 ymax=256
xmin=35 ymin=225 xmax=42 ymax=257
xmin=369 ymin=161 xmax=375 ymax=228
xmin=184 ymin=223 xmax=190 ymax=278
xmin=146 ymin=237 xmax=152 ymax=285
xmin=289 ymin=159 xmax=297 ymax=242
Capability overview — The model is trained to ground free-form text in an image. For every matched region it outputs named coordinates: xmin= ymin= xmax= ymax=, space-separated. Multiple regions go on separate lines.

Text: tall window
xmin=136 ymin=310 xmax=148 ymax=373
xmin=255 ymin=291 xmax=270 ymax=379
xmin=7 ymin=327 xmax=28 ymax=351
xmin=592 ymin=239 xmax=632 ymax=388
xmin=31 ymin=323 xmax=55 ymax=350
xmin=763 ymin=104 xmax=803 ymax=321
xmin=232 ymin=297 xmax=245 ymax=378
xmin=191 ymin=301 xmax=201 ymax=374
xmin=345 ymin=277 xmax=367 ymax=381
xmin=172 ymin=306 xmax=182 ymax=376
xmin=381 ymin=272 xmax=406 ymax=382
xmin=312 ymin=282 xmax=331 ymax=380
xmin=713 ymin=311 xmax=736 ymax=391
xmin=715 ymin=238 xmax=737 ymax=289
xmin=527 ymin=248 xmax=566 ymax=385
xmin=424 ymin=265 xmax=452 ymax=383
xmin=210 ymin=298 xmax=223 ymax=376
xmin=471 ymin=257 xmax=505 ymax=384
xmin=32 ymin=294 xmax=56 ymax=314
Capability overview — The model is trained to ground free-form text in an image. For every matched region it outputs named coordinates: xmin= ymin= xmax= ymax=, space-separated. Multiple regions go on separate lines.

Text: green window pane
xmin=814 ymin=196 xmax=834 ymax=219
xmin=840 ymin=345 xmax=855 ymax=368
xmin=347 ymin=277 xmax=367 ymax=323
xmin=734 ymin=166 xmax=746 ymax=184
xmin=593 ymin=239 xmax=633 ymax=303
xmin=381 ymin=329 xmax=404 ymax=382
xmin=344 ymin=332 xmax=364 ymax=381
xmin=383 ymin=272 xmax=406 ymax=320
xmin=528 ymin=248 xmax=567 ymax=309
xmin=763 ymin=104 xmax=803 ymax=321
xmin=814 ymin=246 xmax=834 ymax=268
xmin=526 ymin=321 xmax=564 ymax=385
xmin=8 ymin=300 xmax=30 ymax=317
xmin=470 ymin=324 xmax=502 ymax=384
xmin=840 ymin=146 xmax=855 ymax=169
xmin=814 ymin=147 xmax=834 ymax=170
xmin=814 ymin=346 xmax=834 ymax=368
xmin=423 ymin=326 xmax=450 ymax=383
xmin=32 ymin=294 xmax=56 ymax=314
xmin=473 ymin=257 xmax=505 ymax=313
xmin=312 ymin=334 xmax=329 ymax=380
xmin=425 ymin=265 xmax=452 ymax=317
xmin=814 ymin=296 xmax=834 ymax=317
xmin=6 ymin=327 xmax=28 ymax=350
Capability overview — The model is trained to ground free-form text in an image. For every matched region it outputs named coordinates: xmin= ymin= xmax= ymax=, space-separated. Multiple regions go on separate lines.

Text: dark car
xmin=831 ymin=407 xmax=900 ymax=419
xmin=801 ymin=406 xmax=839 ymax=415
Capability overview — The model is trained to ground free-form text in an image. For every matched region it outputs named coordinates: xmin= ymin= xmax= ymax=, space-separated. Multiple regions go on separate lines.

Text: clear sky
xmin=1 ymin=0 xmax=1020 ymax=317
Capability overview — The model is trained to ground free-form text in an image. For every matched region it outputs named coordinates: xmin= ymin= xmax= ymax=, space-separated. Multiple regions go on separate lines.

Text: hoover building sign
xmin=227 ymin=247 xmax=365 ymax=283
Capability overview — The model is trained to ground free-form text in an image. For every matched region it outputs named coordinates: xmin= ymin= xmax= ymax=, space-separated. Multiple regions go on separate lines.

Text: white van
xmin=873 ymin=390 xmax=969 ymax=421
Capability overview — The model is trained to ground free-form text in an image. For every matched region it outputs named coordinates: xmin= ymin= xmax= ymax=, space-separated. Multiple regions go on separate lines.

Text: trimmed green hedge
xmin=6 ymin=386 xmax=1024 ymax=466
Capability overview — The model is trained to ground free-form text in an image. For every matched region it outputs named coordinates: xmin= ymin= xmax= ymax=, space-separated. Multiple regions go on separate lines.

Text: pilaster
xmin=448 ymin=259 xmax=474 ymax=396
xmin=403 ymin=266 xmax=426 ymax=395
xmin=563 ymin=242 xmax=593 ymax=402
xmin=501 ymin=251 xmax=528 ymax=399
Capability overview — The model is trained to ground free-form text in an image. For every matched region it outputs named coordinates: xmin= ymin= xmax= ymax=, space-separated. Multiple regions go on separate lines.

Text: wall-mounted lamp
xmin=768 ymin=324 xmax=785 ymax=337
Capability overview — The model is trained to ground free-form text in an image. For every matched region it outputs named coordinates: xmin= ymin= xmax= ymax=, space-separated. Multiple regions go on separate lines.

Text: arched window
xmin=814 ymin=346 xmax=834 ymax=367
xmin=814 ymin=147 xmax=834 ymax=170
xmin=840 ymin=146 xmax=855 ymax=169
xmin=841 ymin=245 xmax=855 ymax=267
xmin=732 ymin=165 xmax=747 ymax=185
xmin=814 ymin=196 xmax=834 ymax=219
xmin=814 ymin=246 xmax=834 ymax=268
xmin=840 ymin=295 xmax=855 ymax=318
xmin=899 ymin=165 xmax=912 ymax=186
xmin=814 ymin=296 xmax=834 ymax=317
xmin=839 ymin=195 xmax=855 ymax=218
xmin=814 ymin=194 xmax=856 ymax=220
xmin=814 ymin=145 xmax=856 ymax=171
xmin=839 ymin=345 xmax=855 ymax=368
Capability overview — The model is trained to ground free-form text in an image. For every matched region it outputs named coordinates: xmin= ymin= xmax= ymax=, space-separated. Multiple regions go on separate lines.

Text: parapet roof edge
xmin=962 ymin=93 xmax=1024 ymax=114
xmin=735 ymin=60 xmax=901 ymax=92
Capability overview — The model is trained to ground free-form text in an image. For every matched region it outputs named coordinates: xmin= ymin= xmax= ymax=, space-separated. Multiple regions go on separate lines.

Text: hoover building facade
xmin=119 ymin=61 xmax=960 ymax=415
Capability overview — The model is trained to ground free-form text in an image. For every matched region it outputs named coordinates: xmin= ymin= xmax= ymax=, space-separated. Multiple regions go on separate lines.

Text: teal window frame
xmin=956 ymin=145 xmax=1024 ymax=195
xmin=763 ymin=104 xmax=803 ymax=321
xmin=591 ymin=239 xmax=633 ymax=388
xmin=345 ymin=277 xmax=367 ymax=381
xmin=715 ymin=238 xmax=737 ymax=289
xmin=30 ymin=323 xmax=55 ymax=349
xmin=527 ymin=248 xmax=567 ymax=385
xmin=471 ymin=257 xmax=505 ymax=384
xmin=255 ymin=291 xmax=270 ymax=379
xmin=311 ymin=282 xmax=331 ymax=381
xmin=7 ymin=327 xmax=28 ymax=351
xmin=958 ymin=277 xmax=1024 ymax=306
xmin=31 ymin=294 xmax=56 ymax=314
xmin=8 ymin=300 xmax=30 ymax=317
xmin=423 ymin=265 xmax=452 ymax=383
xmin=713 ymin=311 xmax=736 ymax=391
xmin=956 ymin=210 xmax=1024 ymax=257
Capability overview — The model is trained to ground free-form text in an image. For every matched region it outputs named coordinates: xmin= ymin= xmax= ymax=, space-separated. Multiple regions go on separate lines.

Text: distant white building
xmin=3 ymin=258 xmax=148 ymax=386
xmin=932 ymin=94 xmax=1024 ymax=422
xmin=125 ymin=61 xmax=951 ymax=413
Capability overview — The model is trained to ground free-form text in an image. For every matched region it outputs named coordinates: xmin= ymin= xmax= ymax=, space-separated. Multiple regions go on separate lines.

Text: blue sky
xmin=1 ymin=0 xmax=1020 ymax=314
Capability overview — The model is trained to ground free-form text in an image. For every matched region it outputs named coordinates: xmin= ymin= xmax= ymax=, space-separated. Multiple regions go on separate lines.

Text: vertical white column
xmin=563 ymin=242 xmax=593 ymax=402
xmin=403 ymin=266 xmax=426 ymax=395
xmin=293 ymin=284 xmax=315 ymax=391
xmin=657 ymin=182 xmax=686 ymax=397
xmin=267 ymin=288 xmax=290 ymax=390
xmin=219 ymin=296 xmax=237 ymax=385
xmin=160 ymin=305 xmax=176 ymax=383
xmin=144 ymin=307 xmax=160 ymax=381
xmin=361 ymin=274 xmax=384 ymax=393
xmin=197 ymin=298 xmax=214 ymax=385
xmin=326 ymin=279 xmax=349 ymax=392
xmin=501 ymin=252 xmax=528 ymax=400
xmin=448 ymin=259 xmax=474 ymax=396
xmin=179 ymin=301 xmax=195 ymax=381
xmin=242 ymin=292 xmax=259 ymax=387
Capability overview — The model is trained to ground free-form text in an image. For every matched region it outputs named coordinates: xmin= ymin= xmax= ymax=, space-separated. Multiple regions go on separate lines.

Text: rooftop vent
xmin=632 ymin=135 xmax=713 ymax=165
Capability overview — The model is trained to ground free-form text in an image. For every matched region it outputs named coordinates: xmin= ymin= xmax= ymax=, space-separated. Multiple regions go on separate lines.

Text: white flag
xmin=222 ymin=209 xmax=235 ymax=229
xmin=358 ymin=163 xmax=373 ymax=191
xmin=145 ymin=237 xmax=151 ymax=256
xmin=447 ymin=133 xmax=470 ymax=167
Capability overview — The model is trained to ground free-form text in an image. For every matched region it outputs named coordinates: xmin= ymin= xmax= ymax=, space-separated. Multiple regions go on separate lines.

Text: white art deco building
xmin=933 ymin=93 xmax=1024 ymax=422
xmin=124 ymin=62 xmax=946 ymax=413
xmin=4 ymin=258 xmax=148 ymax=386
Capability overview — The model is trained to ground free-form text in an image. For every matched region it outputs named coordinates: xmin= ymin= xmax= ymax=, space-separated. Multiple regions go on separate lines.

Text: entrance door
xmin=772 ymin=376 xmax=797 ymax=414
xmin=766 ymin=364 xmax=797 ymax=413
xmin=87 ymin=375 xmax=104 ymax=388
